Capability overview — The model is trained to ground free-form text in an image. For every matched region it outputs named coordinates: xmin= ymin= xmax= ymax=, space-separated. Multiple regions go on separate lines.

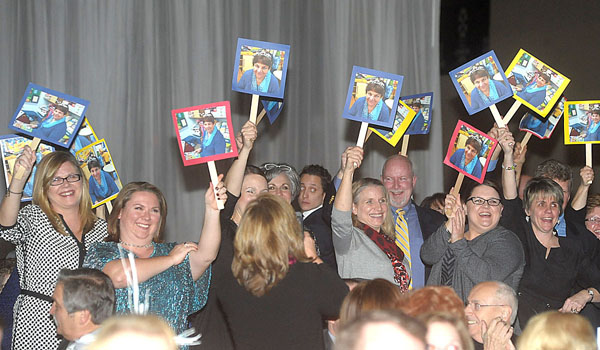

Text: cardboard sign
xmin=564 ymin=101 xmax=600 ymax=144
xmin=519 ymin=97 xmax=566 ymax=140
xmin=369 ymin=100 xmax=416 ymax=146
xmin=403 ymin=92 xmax=434 ymax=135
xmin=75 ymin=139 xmax=123 ymax=208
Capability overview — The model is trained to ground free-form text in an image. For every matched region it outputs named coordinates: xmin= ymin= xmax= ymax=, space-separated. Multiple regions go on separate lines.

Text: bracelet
xmin=587 ymin=288 xmax=594 ymax=302
xmin=5 ymin=187 xmax=24 ymax=197
xmin=501 ymin=163 xmax=517 ymax=171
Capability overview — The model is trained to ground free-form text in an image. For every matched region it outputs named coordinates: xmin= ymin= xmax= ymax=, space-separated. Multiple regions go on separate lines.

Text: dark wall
xmin=441 ymin=0 xmax=600 ymax=194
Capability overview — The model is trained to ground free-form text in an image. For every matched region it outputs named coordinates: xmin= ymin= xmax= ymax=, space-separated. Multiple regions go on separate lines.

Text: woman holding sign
xmin=84 ymin=181 xmax=225 ymax=334
xmin=237 ymin=50 xmax=280 ymax=94
xmin=87 ymin=159 xmax=119 ymax=204
xmin=0 ymin=149 xmax=107 ymax=349
xmin=499 ymin=129 xmax=600 ymax=327
xmin=332 ymin=146 xmax=410 ymax=290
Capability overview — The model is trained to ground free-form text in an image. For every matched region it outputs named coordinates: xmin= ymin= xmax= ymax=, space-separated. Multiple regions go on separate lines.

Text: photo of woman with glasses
xmin=421 ymin=180 xmax=524 ymax=302
xmin=0 ymin=149 xmax=107 ymax=349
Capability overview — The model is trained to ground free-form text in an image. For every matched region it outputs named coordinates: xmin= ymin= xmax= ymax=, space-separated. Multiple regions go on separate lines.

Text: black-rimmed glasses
xmin=50 ymin=174 xmax=82 ymax=186
xmin=466 ymin=197 xmax=502 ymax=207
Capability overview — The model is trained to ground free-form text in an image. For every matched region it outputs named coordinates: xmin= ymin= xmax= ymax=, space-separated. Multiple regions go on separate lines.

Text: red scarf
xmin=360 ymin=223 xmax=410 ymax=292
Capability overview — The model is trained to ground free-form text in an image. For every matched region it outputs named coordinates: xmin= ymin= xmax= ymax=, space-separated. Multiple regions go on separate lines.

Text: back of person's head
xmin=516 ymin=311 xmax=596 ymax=350
xmin=397 ymin=286 xmax=465 ymax=321
xmin=534 ymin=159 xmax=572 ymax=188
xmin=56 ymin=268 xmax=115 ymax=325
xmin=420 ymin=193 xmax=446 ymax=214
xmin=338 ymin=279 xmax=404 ymax=328
xmin=232 ymin=193 xmax=309 ymax=297
xmin=335 ymin=310 xmax=426 ymax=350
xmin=419 ymin=312 xmax=474 ymax=350
xmin=88 ymin=314 xmax=177 ymax=350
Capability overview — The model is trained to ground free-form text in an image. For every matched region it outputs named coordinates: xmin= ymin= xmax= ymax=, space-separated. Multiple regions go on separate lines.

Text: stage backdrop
xmin=0 ymin=0 xmax=442 ymax=242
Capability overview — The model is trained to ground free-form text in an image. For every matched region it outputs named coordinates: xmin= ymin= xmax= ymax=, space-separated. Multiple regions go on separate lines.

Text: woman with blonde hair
xmin=517 ymin=311 xmax=597 ymax=350
xmin=338 ymin=278 xmax=404 ymax=328
xmin=216 ymin=193 xmax=348 ymax=350
xmin=420 ymin=312 xmax=474 ymax=350
xmin=89 ymin=314 xmax=177 ymax=350
xmin=0 ymin=148 xmax=107 ymax=349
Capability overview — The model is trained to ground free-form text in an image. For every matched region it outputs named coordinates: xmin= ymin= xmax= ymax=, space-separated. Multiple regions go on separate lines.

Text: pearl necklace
xmin=119 ymin=239 xmax=153 ymax=249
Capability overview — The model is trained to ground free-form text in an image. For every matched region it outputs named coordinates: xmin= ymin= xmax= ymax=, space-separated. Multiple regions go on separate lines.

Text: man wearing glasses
xmin=465 ymin=281 xmax=518 ymax=350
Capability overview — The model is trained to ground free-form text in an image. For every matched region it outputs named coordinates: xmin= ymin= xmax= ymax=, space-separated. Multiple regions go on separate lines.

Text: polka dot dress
xmin=0 ymin=204 xmax=107 ymax=350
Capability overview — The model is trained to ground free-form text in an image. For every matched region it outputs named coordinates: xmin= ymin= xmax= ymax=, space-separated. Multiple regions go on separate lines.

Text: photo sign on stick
xmin=449 ymin=51 xmax=512 ymax=123
xmin=564 ymin=101 xmax=600 ymax=144
xmin=444 ymin=120 xmax=498 ymax=184
xmin=369 ymin=100 xmax=416 ymax=147
xmin=261 ymin=98 xmax=284 ymax=124
xmin=403 ymin=92 xmax=434 ymax=135
xmin=0 ymin=135 xmax=55 ymax=202
xmin=505 ymin=49 xmax=570 ymax=118
xmin=70 ymin=118 xmax=98 ymax=156
xmin=343 ymin=66 xmax=403 ymax=129
xmin=232 ymin=38 xmax=290 ymax=100
xmin=75 ymin=139 xmax=123 ymax=209
xmin=519 ymin=97 xmax=566 ymax=140
xmin=172 ymin=101 xmax=238 ymax=166
xmin=9 ymin=83 xmax=89 ymax=148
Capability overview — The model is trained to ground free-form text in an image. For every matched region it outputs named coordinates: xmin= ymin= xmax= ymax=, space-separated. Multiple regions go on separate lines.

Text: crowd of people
xmin=0 ymin=120 xmax=599 ymax=350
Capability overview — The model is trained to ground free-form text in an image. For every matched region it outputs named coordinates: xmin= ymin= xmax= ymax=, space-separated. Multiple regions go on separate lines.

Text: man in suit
xmin=381 ymin=155 xmax=445 ymax=288
xmin=299 ymin=164 xmax=337 ymax=270
xmin=51 ymin=268 xmax=115 ymax=350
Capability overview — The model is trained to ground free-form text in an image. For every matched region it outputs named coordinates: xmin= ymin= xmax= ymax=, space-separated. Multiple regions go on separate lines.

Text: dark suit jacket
xmin=303 ymin=181 xmax=338 ymax=271
xmin=414 ymin=204 xmax=446 ymax=281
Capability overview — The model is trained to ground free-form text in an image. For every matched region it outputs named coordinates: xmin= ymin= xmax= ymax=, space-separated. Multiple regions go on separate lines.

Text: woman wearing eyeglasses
xmin=498 ymin=127 xmax=600 ymax=327
xmin=585 ymin=194 xmax=600 ymax=239
xmin=420 ymin=178 xmax=524 ymax=303
xmin=0 ymin=149 xmax=107 ymax=349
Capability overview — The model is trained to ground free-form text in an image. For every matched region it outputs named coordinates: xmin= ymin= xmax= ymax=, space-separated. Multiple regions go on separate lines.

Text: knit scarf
xmin=251 ymin=70 xmax=273 ymax=92
xmin=91 ymin=170 xmax=110 ymax=197
xmin=475 ymin=79 xmax=499 ymax=104
xmin=458 ymin=150 xmax=478 ymax=174
xmin=362 ymin=99 xmax=384 ymax=121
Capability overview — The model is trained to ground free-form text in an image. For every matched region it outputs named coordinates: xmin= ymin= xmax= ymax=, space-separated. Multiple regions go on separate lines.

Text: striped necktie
xmin=395 ymin=208 xmax=412 ymax=288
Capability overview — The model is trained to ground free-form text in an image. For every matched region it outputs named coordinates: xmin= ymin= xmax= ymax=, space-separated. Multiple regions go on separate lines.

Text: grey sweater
xmin=421 ymin=223 xmax=524 ymax=302
xmin=331 ymin=207 xmax=411 ymax=286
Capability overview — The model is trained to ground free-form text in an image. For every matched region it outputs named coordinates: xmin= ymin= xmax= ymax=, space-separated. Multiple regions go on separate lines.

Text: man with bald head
xmin=381 ymin=154 xmax=445 ymax=288
xmin=465 ymin=281 xmax=518 ymax=350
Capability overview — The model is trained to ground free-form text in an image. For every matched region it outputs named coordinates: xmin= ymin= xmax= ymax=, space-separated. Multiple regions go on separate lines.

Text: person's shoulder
xmin=415 ymin=204 xmax=445 ymax=221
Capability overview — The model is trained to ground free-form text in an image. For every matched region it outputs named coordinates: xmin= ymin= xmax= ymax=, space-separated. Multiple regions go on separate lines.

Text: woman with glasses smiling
xmin=420 ymin=179 xmax=524 ymax=303
xmin=0 ymin=148 xmax=107 ymax=349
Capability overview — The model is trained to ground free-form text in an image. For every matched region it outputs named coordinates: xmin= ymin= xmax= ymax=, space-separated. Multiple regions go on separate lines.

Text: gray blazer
xmin=331 ymin=207 xmax=411 ymax=286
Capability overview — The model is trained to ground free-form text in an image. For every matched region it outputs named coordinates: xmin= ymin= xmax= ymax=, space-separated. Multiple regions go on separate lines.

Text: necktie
xmin=395 ymin=208 xmax=412 ymax=289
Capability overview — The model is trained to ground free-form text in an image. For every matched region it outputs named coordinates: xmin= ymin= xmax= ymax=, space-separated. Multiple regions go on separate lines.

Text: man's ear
xmin=501 ymin=306 xmax=512 ymax=323
xmin=77 ymin=309 xmax=92 ymax=325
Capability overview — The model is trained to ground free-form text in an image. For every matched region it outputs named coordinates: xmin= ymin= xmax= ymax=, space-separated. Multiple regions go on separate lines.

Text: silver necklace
xmin=119 ymin=239 xmax=153 ymax=249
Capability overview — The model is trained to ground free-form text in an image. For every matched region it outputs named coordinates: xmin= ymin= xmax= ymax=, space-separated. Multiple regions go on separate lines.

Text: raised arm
xmin=225 ymin=121 xmax=257 ymax=197
xmin=498 ymin=128 xmax=518 ymax=200
xmin=0 ymin=146 xmax=35 ymax=226
xmin=571 ymin=166 xmax=594 ymax=211
xmin=189 ymin=175 xmax=227 ymax=280
xmin=333 ymin=146 xmax=363 ymax=212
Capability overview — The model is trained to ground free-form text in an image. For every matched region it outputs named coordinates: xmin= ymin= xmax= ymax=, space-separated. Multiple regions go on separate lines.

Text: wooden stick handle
xmin=256 ymin=108 xmax=266 ymax=125
xmin=521 ymin=132 xmax=532 ymax=148
xmin=489 ymin=104 xmax=505 ymax=128
xmin=365 ymin=129 xmax=373 ymax=142
xmin=14 ymin=137 xmax=41 ymax=180
xmin=105 ymin=201 xmax=113 ymax=215
xmin=400 ymin=135 xmax=410 ymax=156
xmin=586 ymin=144 xmax=592 ymax=168
xmin=249 ymin=94 xmax=259 ymax=124
xmin=356 ymin=122 xmax=368 ymax=148
xmin=207 ymin=161 xmax=224 ymax=210
xmin=452 ymin=173 xmax=464 ymax=197
xmin=503 ymin=101 xmax=522 ymax=124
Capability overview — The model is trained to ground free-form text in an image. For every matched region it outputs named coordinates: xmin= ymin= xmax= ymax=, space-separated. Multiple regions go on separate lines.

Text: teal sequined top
xmin=84 ymin=241 xmax=211 ymax=333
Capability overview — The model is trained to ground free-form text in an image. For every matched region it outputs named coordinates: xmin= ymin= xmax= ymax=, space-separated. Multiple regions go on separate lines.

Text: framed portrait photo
xmin=75 ymin=139 xmax=123 ymax=208
xmin=0 ymin=135 xmax=55 ymax=202
xmin=519 ymin=97 xmax=566 ymax=140
xmin=172 ymin=101 xmax=239 ymax=166
xmin=69 ymin=118 xmax=98 ymax=156
xmin=505 ymin=49 xmax=570 ymax=118
xmin=564 ymin=101 xmax=600 ymax=144
xmin=261 ymin=98 xmax=284 ymax=124
xmin=231 ymin=38 xmax=290 ymax=99
xmin=342 ymin=66 xmax=404 ymax=129
xmin=444 ymin=120 xmax=498 ymax=184
xmin=449 ymin=51 xmax=512 ymax=115
xmin=403 ymin=92 xmax=434 ymax=135
xmin=9 ymin=83 xmax=89 ymax=148
xmin=369 ymin=100 xmax=415 ymax=147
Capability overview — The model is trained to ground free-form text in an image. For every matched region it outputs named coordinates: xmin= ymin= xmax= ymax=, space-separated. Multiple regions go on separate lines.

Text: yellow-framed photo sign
xmin=505 ymin=49 xmax=570 ymax=117
xmin=369 ymin=100 xmax=415 ymax=146
xmin=75 ymin=139 xmax=123 ymax=208
xmin=564 ymin=101 xmax=600 ymax=144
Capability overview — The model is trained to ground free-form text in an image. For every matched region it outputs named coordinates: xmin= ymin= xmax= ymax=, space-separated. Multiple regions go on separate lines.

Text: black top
xmin=501 ymin=198 xmax=596 ymax=325
xmin=302 ymin=180 xmax=338 ymax=270
xmin=216 ymin=261 xmax=348 ymax=350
